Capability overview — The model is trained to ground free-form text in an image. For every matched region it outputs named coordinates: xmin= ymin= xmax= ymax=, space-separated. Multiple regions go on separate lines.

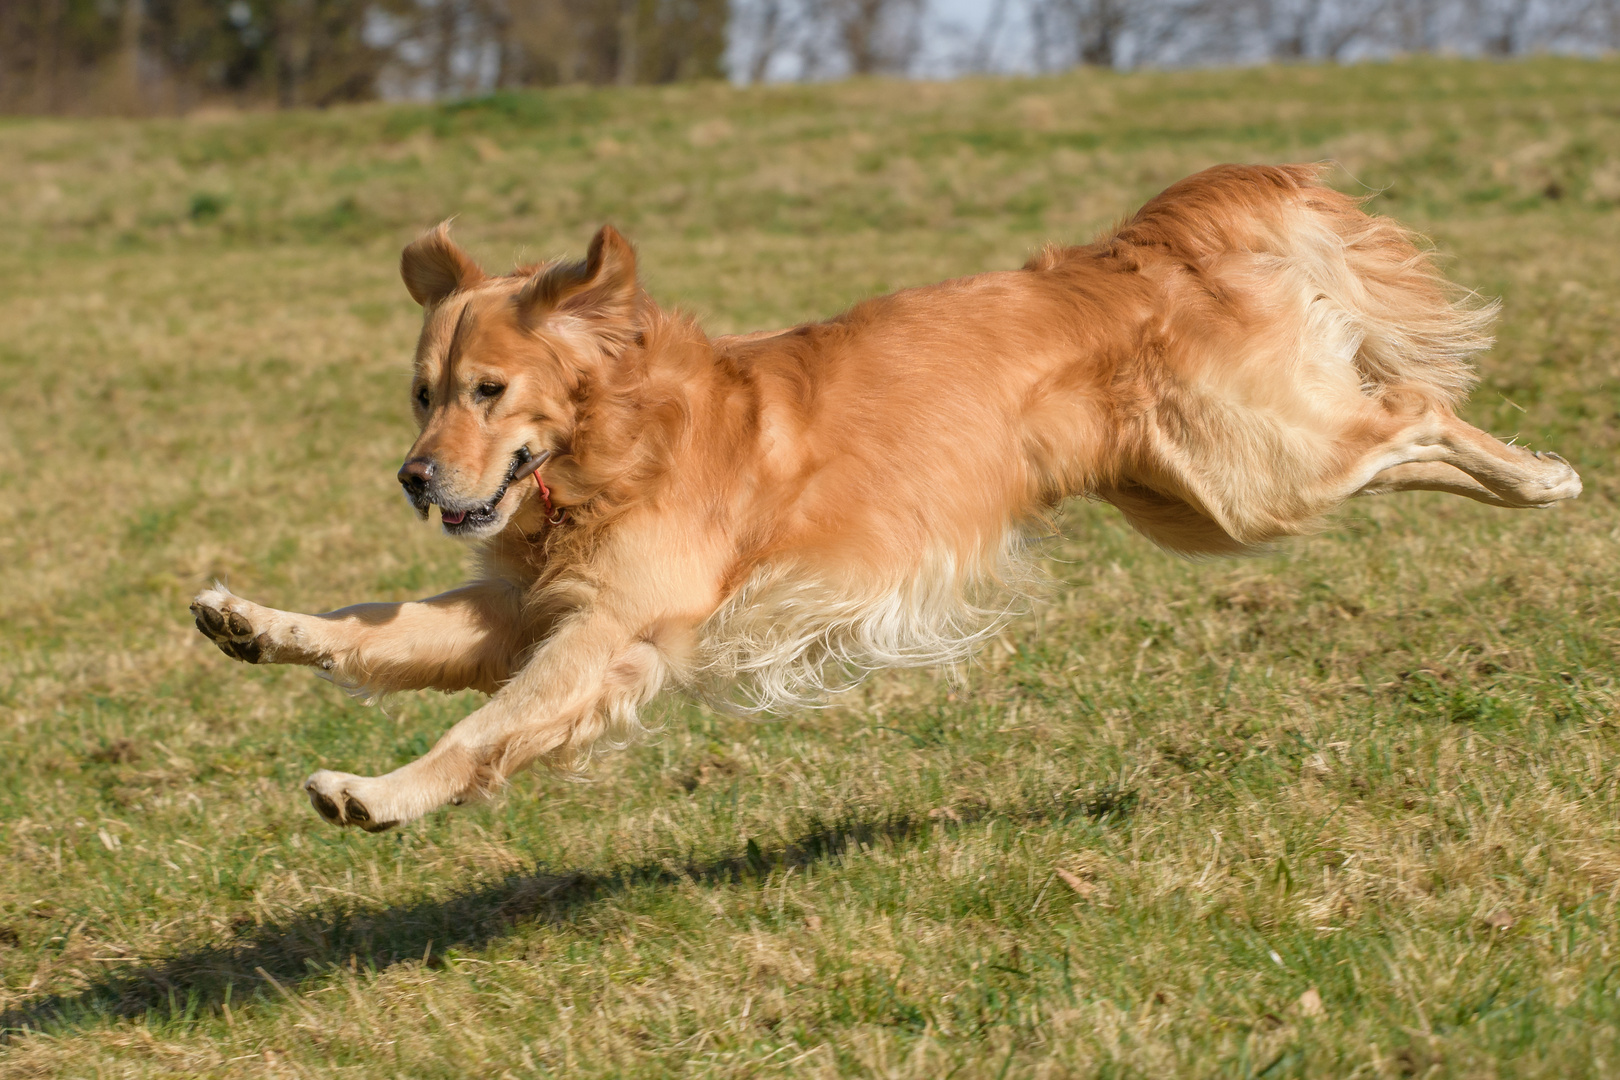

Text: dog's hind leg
xmin=1348 ymin=413 xmax=1581 ymax=509
xmin=1353 ymin=462 xmax=1519 ymax=507
xmin=190 ymin=579 xmax=529 ymax=696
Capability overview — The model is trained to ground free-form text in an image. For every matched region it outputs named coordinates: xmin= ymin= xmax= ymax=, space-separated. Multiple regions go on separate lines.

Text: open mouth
xmin=437 ymin=449 xmax=546 ymax=534
xmin=438 ymin=504 xmax=495 ymax=532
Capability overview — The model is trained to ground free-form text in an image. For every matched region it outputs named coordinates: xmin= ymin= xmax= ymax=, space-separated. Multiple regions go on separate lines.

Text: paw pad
xmin=190 ymin=590 xmax=266 ymax=664
xmin=304 ymin=775 xmax=397 ymax=832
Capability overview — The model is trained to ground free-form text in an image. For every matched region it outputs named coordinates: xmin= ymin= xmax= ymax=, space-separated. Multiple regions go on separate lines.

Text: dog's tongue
xmin=441 ymin=509 xmax=467 ymax=526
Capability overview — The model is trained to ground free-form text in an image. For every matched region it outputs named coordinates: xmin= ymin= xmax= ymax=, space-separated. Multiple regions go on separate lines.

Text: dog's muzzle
xmin=402 ymin=449 xmax=544 ymax=533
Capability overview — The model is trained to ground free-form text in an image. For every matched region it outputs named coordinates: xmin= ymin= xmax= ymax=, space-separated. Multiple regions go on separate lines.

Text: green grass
xmin=3 ymin=57 xmax=1620 ymax=1077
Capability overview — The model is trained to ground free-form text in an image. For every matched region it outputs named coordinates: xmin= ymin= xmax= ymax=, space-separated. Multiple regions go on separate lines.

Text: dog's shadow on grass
xmin=2 ymin=788 xmax=1137 ymax=1037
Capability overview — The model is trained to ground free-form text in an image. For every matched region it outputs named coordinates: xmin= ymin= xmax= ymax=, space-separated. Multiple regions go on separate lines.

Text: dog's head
xmin=395 ymin=223 xmax=641 ymax=537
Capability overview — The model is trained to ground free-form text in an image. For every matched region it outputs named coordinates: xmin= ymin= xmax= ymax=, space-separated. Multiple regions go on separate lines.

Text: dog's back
xmin=1106 ymin=163 xmax=1490 ymax=406
xmin=712 ymin=166 xmax=1493 ymax=564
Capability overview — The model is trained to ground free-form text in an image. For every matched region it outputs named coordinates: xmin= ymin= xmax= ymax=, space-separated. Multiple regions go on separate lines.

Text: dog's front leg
xmin=190 ymin=580 xmax=528 ymax=695
xmin=302 ymin=598 xmax=674 ymax=831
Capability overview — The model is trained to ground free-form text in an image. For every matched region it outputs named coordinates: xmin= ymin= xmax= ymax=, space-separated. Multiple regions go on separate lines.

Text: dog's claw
xmin=1525 ymin=449 xmax=1582 ymax=503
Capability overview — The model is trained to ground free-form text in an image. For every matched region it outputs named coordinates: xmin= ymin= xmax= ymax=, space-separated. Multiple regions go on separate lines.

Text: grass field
xmin=2 ymin=57 xmax=1620 ymax=1078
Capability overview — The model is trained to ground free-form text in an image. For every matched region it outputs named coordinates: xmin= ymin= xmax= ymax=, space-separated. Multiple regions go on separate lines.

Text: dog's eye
xmin=414 ymin=386 xmax=430 ymax=410
xmin=476 ymin=382 xmax=506 ymax=400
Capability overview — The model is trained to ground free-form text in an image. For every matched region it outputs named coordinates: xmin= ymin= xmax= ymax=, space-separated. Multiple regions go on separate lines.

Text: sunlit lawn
xmin=2 ymin=57 xmax=1619 ymax=1077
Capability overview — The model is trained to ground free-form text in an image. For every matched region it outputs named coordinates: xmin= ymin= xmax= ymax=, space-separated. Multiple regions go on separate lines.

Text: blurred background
xmin=6 ymin=0 xmax=1620 ymax=115
xmin=4 ymin=0 xmax=1620 ymax=1071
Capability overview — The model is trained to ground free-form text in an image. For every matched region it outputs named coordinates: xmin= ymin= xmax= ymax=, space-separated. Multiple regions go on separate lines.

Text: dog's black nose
xmin=397 ymin=458 xmax=435 ymax=495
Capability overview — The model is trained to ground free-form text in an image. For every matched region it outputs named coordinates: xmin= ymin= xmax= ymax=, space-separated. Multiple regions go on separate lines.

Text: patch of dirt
xmin=672 ymin=755 xmax=742 ymax=793
xmin=87 ymin=738 xmax=142 ymax=765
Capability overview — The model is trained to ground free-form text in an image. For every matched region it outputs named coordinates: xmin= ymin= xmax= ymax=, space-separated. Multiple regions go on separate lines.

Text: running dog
xmin=190 ymin=164 xmax=1581 ymax=831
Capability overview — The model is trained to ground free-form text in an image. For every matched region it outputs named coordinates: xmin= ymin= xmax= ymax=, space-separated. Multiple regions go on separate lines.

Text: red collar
xmin=533 ymin=466 xmax=565 ymax=525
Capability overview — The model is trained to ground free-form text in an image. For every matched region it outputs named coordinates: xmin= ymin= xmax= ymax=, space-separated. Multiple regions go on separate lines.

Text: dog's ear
xmin=401 ymin=223 xmax=486 ymax=307
xmin=517 ymin=225 xmax=640 ymax=347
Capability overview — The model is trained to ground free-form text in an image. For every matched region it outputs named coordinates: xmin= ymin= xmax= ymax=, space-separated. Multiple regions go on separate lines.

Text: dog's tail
xmin=1112 ymin=163 xmax=1495 ymax=409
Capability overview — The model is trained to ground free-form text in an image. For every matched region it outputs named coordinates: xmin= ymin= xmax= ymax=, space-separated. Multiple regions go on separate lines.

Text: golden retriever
xmin=190 ymin=164 xmax=1580 ymax=831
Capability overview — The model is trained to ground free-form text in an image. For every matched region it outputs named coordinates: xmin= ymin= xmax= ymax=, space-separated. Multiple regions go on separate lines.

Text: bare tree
xmin=823 ymin=0 xmax=925 ymax=75
xmin=1244 ymin=0 xmax=1388 ymax=61
xmin=970 ymin=0 xmax=1011 ymax=72
xmin=1020 ymin=0 xmax=1232 ymax=70
xmin=1022 ymin=0 xmax=1129 ymax=68
xmin=1473 ymin=0 xmax=1535 ymax=54
xmin=1534 ymin=0 xmax=1619 ymax=50
xmin=10 ymin=0 xmax=1620 ymax=115
xmin=615 ymin=0 xmax=637 ymax=84
xmin=1255 ymin=0 xmax=1322 ymax=58
xmin=1077 ymin=0 xmax=1131 ymax=66
xmin=1387 ymin=0 xmax=1440 ymax=51
xmin=730 ymin=0 xmax=801 ymax=82
xmin=118 ymin=0 xmax=145 ymax=107
xmin=34 ymin=0 xmax=64 ymax=112
xmin=498 ymin=0 xmax=589 ymax=85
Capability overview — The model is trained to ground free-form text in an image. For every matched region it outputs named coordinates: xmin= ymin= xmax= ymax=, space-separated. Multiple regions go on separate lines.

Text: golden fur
xmin=190 ymin=163 xmax=1581 ymax=831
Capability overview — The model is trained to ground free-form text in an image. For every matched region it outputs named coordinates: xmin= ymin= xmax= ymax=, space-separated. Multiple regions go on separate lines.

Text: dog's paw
xmin=304 ymin=770 xmax=398 ymax=832
xmin=1530 ymin=450 xmax=1582 ymax=504
xmin=190 ymin=586 xmax=269 ymax=663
